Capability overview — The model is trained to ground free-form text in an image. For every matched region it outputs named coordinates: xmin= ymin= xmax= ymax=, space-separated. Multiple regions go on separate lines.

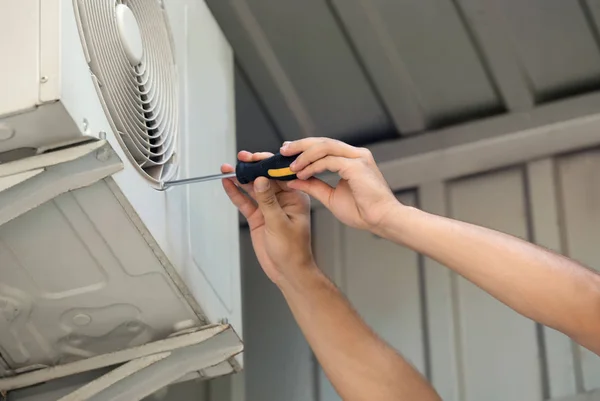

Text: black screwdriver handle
xmin=236 ymin=153 xmax=299 ymax=184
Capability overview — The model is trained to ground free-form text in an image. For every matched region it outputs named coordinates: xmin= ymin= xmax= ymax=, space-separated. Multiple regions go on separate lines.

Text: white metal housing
xmin=0 ymin=0 xmax=243 ymax=387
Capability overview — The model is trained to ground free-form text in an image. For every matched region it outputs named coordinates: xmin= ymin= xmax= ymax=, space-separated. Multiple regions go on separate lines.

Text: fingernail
xmin=281 ymin=141 xmax=291 ymax=149
xmin=255 ymin=179 xmax=270 ymax=193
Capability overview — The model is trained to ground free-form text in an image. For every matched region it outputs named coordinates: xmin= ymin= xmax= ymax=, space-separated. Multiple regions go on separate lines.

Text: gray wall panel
xmin=235 ymin=67 xmax=282 ymax=153
xmin=215 ymin=0 xmax=600 ymax=149
xmin=455 ymin=0 xmax=535 ymax=112
xmin=557 ymin=149 xmax=600 ymax=392
xmin=448 ymin=168 xmax=543 ymax=401
xmin=239 ymin=229 xmax=315 ymax=401
xmin=207 ymin=0 xmax=391 ymax=142
xmin=342 ymin=193 xmax=426 ymax=373
xmin=527 ymin=159 xmax=578 ymax=399
xmin=498 ymin=0 xmax=600 ymax=100
xmin=313 ymin=209 xmax=344 ymax=401
xmin=331 ymin=0 xmax=501 ymax=133
xmin=419 ymin=182 xmax=460 ymax=401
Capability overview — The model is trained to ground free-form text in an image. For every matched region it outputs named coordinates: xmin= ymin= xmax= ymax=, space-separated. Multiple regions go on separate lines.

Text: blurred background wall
xmin=209 ymin=1 xmax=600 ymax=400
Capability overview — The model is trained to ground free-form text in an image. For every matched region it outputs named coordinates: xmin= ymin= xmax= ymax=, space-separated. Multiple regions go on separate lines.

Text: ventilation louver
xmin=75 ymin=0 xmax=179 ymax=185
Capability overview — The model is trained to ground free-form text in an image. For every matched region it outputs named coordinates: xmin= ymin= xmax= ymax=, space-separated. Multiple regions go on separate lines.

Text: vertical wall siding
xmin=314 ymin=148 xmax=600 ymax=401
xmin=447 ymin=168 xmax=543 ymax=401
xmin=343 ymin=193 xmax=426 ymax=373
xmin=556 ymin=149 xmax=600 ymax=392
xmin=238 ymin=230 xmax=316 ymax=401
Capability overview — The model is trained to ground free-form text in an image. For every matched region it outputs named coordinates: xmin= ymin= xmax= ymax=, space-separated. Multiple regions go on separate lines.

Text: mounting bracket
xmin=0 ymin=140 xmax=123 ymax=227
xmin=1 ymin=325 xmax=242 ymax=401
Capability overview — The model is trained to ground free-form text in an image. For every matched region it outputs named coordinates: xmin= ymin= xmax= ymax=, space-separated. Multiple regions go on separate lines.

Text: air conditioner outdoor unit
xmin=0 ymin=0 xmax=243 ymax=397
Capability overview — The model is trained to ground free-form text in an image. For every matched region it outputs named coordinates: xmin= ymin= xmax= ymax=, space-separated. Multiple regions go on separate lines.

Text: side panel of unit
xmin=0 ymin=0 xmax=88 ymax=155
xmin=0 ymin=0 xmax=40 ymax=117
xmin=164 ymin=0 xmax=243 ymax=339
xmin=0 ymin=180 xmax=201 ymax=370
xmin=59 ymin=0 xmax=243 ymax=342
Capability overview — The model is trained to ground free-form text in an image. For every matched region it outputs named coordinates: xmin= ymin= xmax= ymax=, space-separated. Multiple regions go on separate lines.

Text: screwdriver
xmin=161 ymin=153 xmax=299 ymax=189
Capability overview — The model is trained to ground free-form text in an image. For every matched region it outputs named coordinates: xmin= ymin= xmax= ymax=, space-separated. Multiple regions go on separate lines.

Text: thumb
xmin=254 ymin=177 xmax=288 ymax=225
xmin=288 ymin=178 xmax=335 ymax=208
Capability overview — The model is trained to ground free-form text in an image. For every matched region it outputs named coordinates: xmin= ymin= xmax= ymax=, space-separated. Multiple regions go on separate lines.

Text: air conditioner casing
xmin=0 ymin=0 xmax=243 ymax=378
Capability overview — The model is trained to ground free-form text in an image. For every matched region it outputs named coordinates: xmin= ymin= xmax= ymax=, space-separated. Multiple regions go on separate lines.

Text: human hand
xmin=281 ymin=138 xmax=401 ymax=233
xmin=221 ymin=151 xmax=315 ymax=284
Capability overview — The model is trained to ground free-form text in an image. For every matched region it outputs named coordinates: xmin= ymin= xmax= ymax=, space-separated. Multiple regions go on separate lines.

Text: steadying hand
xmin=221 ymin=145 xmax=442 ymax=401
xmin=221 ymin=151 xmax=315 ymax=285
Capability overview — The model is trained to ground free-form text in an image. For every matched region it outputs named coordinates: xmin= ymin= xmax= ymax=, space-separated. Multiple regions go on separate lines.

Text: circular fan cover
xmin=75 ymin=0 xmax=179 ymax=185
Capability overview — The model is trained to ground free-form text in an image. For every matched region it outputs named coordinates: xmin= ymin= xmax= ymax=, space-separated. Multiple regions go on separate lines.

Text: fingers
xmin=294 ymin=155 xmax=355 ymax=181
xmin=228 ymin=151 xmax=275 ymax=196
xmin=280 ymin=138 xmax=365 ymax=172
xmin=253 ymin=177 xmax=288 ymax=228
xmin=288 ymin=178 xmax=335 ymax=208
xmin=221 ymin=163 xmax=235 ymax=174
xmin=220 ymin=163 xmax=250 ymax=195
xmin=221 ymin=176 xmax=258 ymax=219
xmin=238 ymin=150 xmax=274 ymax=162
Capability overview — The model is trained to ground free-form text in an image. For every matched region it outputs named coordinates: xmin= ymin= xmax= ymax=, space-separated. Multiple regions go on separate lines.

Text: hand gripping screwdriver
xmin=161 ymin=153 xmax=299 ymax=189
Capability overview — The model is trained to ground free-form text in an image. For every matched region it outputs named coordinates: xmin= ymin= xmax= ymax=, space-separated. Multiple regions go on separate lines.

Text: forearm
xmin=380 ymin=204 xmax=600 ymax=353
xmin=276 ymin=265 xmax=440 ymax=401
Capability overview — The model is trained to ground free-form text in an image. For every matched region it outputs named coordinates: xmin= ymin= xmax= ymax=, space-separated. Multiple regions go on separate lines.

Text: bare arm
xmin=380 ymin=205 xmax=600 ymax=355
xmin=283 ymin=137 xmax=600 ymax=356
xmin=278 ymin=264 xmax=440 ymax=401
xmin=220 ymin=152 xmax=440 ymax=401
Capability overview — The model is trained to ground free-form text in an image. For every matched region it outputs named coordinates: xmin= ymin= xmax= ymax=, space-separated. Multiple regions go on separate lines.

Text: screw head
xmin=40 ymin=76 xmax=48 ymax=83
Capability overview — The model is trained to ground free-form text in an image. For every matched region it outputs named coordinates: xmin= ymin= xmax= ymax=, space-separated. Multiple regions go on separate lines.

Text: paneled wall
xmin=313 ymin=147 xmax=600 ymax=401
xmin=236 ymin=230 xmax=315 ymax=401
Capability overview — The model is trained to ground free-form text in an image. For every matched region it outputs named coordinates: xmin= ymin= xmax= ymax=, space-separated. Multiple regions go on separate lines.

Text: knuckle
xmin=261 ymin=194 xmax=278 ymax=207
xmin=314 ymin=146 xmax=328 ymax=160
xmin=359 ymin=147 xmax=373 ymax=160
xmin=347 ymin=158 xmax=368 ymax=171
xmin=299 ymin=165 xmax=314 ymax=178
xmin=257 ymin=193 xmax=277 ymax=207
xmin=325 ymin=139 xmax=339 ymax=151
xmin=328 ymin=138 xmax=343 ymax=148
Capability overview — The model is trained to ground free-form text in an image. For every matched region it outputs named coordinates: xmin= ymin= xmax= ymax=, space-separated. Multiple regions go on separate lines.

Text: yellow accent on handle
xmin=268 ymin=167 xmax=294 ymax=178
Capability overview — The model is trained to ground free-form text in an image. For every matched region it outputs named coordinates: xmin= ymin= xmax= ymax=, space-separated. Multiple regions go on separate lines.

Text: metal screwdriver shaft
xmin=162 ymin=172 xmax=236 ymax=189
xmin=160 ymin=153 xmax=298 ymax=190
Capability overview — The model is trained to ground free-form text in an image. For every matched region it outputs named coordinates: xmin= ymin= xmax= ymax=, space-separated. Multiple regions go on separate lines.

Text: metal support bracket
xmin=0 ymin=140 xmax=122 ymax=227
xmin=1 ymin=325 xmax=243 ymax=401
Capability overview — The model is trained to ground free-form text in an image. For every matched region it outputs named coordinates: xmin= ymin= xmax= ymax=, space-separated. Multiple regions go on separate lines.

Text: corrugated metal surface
xmin=206 ymin=0 xmax=600 ymax=151
xmin=0 ymin=181 xmax=202 ymax=371
xmin=313 ymin=146 xmax=600 ymax=401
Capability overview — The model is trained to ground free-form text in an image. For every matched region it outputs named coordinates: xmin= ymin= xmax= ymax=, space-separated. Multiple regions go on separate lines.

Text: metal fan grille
xmin=75 ymin=0 xmax=179 ymax=184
